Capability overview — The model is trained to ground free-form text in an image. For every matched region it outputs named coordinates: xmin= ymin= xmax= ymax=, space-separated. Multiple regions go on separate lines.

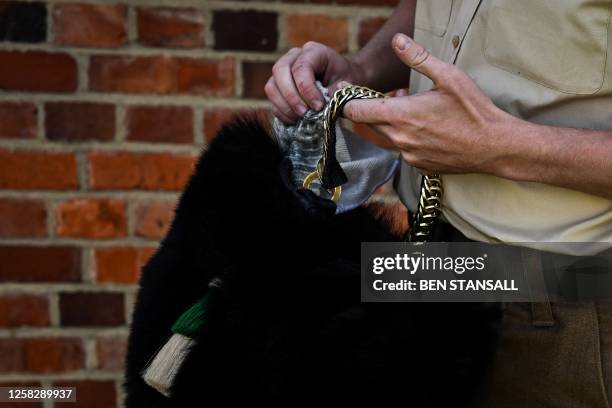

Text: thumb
xmin=392 ymin=33 xmax=448 ymax=85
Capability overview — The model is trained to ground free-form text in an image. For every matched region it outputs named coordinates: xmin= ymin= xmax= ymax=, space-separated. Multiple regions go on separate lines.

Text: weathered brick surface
xmin=54 ymin=380 xmax=116 ymax=408
xmin=0 ymin=1 xmax=47 ymax=43
xmin=89 ymin=152 xmax=196 ymax=191
xmin=89 ymin=55 xmax=235 ymax=96
xmin=55 ymin=198 xmax=127 ymax=238
xmin=0 ymin=102 xmax=37 ymax=139
xmin=242 ymin=61 xmax=273 ymax=99
xmin=0 ymin=150 xmax=78 ymax=190
xmin=0 ymin=51 xmax=77 ymax=92
xmin=0 ymin=294 xmax=50 ymax=327
xmin=45 ymin=102 xmax=115 ymax=142
xmin=95 ymin=335 xmax=128 ymax=371
xmin=0 ymin=199 xmax=46 ymax=237
xmin=0 ymin=337 xmax=85 ymax=373
xmin=59 ymin=292 xmax=125 ymax=327
xmin=286 ymin=14 xmax=349 ymax=52
xmin=0 ymin=245 xmax=81 ymax=282
xmin=0 ymin=0 xmax=395 ymax=398
xmin=137 ymin=6 xmax=205 ymax=48
xmin=134 ymin=200 xmax=176 ymax=239
xmin=126 ymin=105 xmax=193 ymax=144
xmin=53 ymin=3 xmax=127 ymax=48
xmin=93 ymin=246 xmax=154 ymax=283
xmin=213 ymin=10 xmax=278 ymax=52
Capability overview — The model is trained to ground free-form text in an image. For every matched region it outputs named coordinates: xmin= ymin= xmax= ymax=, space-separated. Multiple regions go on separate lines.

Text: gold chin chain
xmin=302 ymin=84 xmax=443 ymax=242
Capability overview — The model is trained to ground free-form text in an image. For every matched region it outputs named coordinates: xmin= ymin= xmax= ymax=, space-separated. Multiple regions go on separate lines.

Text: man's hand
xmin=265 ymin=42 xmax=367 ymax=124
xmin=344 ymin=33 xmax=514 ymax=175
xmin=344 ymin=33 xmax=612 ymax=199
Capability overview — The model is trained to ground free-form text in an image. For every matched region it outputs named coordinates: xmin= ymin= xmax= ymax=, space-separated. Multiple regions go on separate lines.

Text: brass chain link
xmin=303 ymin=84 xmax=443 ymax=242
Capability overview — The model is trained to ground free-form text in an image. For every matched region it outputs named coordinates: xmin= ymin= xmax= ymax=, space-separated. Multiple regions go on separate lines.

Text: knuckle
xmin=303 ymin=41 xmax=321 ymax=50
xmin=410 ymin=45 xmax=429 ymax=65
xmin=271 ymin=62 xmax=285 ymax=76
xmin=291 ymin=59 xmax=309 ymax=75
xmin=263 ymin=78 xmax=276 ymax=95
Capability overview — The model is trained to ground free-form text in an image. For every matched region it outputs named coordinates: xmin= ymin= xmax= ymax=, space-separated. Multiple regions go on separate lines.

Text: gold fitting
xmin=302 ymin=170 xmax=342 ymax=203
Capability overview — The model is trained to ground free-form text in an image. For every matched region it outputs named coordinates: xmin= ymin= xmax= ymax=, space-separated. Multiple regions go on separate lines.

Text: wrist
xmin=486 ymin=114 xmax=540 ymax=181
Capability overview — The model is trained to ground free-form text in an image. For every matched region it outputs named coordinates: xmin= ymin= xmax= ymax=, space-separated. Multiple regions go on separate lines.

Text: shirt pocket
xmin=416 ymin=0 xmax=454 ymax=37
xmin=483 ymin=0 xmax=612 ymax=95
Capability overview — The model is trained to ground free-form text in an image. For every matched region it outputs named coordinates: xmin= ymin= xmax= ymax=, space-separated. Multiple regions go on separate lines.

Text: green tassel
xmin=142 ymin=278 xmax=222 ymax=397
xmin=171 ymin=292 xmax=211 ymax=338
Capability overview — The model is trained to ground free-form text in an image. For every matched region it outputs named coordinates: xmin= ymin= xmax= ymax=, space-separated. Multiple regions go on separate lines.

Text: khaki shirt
xmin=397 ymin=0 xmax=612 ymax=254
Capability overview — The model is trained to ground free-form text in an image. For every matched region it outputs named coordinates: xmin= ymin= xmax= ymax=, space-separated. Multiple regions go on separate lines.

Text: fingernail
xmin=395 ymin=34 xmax=411 ymax=51
xmin=312 ymin=99 xmax=323 ymax=111
xmin=296 ymin=103 xmax=307 ymax=116
xmin=337 ymin=81 xmax=350 ymax=88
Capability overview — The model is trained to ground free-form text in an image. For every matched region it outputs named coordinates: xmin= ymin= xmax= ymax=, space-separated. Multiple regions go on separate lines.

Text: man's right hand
xmin=265 ymin=41 xmax=367 ymax=124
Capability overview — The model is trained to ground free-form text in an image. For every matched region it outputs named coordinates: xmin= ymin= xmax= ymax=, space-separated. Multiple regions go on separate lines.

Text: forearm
xmin=351 ymin=0 xmax=416 ymax=92
xmin=493 ymin=117 xmax=612 ymax=199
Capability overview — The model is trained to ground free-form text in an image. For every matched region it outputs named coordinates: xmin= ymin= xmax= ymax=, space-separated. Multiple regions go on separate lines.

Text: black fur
xmin=125 ymin=117 xmax=500 ymax=407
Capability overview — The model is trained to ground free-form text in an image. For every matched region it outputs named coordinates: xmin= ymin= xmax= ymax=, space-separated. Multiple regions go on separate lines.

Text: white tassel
xmin=142 ymin=333 xmax=196 ymax=397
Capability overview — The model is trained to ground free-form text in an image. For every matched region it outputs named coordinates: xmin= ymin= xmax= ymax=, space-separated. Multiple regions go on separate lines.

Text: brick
xmin=46 ymin=102 xmax=115 ymax=142
xmin=53 ymin=3 xmax=127 ymax=48
xmin=0 ymin=294 xmax=49 ymax=327
xmin=89 ymin=55 xmax=234 ymax=96
xmin=89 ymin=152 xmax=196 ymax=191
xmin=56 ymin=198 xmax=127 ymax=239
xmin=204 ymin=108 xmax=270 ymax=142
xmin=242 ymin=61 xmax=273 ymax=99
xmin=93 ymin=246 xmax=155 ymax=284
xmin=137 ymin=6 xmax=205 ymax=48
xmin=0 ymin=51 xmax=77 ymax=92
xmin=135 ymin=200 xmax=175 ymax=239
xmin=0 ymin=337 xmax=85 ymax=373
xmin=176 ymin=57 xmax=235 ymax=96
xmin=0 ymin=199 xmax=47 ymax=238
xmin=0 ymin=102 xmax=37 ymax=139
xmin=0 ymin=1 xmax=46 ymax=43
xmin=0 ymin=149 xmax=78 ymax=190
xmin=59 ymin=292 xmax=125 ymax=327
xmin=54 ymin=380 xmax=116 ymax=408
xmin=358 ymin=17 xmax=387 ymax=47
xmin=126 ymin=105 xmax=193 ymax=144
xmin=213 ymin=10 xmax=277 ymax=52
xmin=89 ymin=55 xmax=176 ymax=94
xmin=286 ymin=14 xmax=348 ymax=53
xmin=95 ymin=335 xmax=127 ymax=371
xmin=0 ymin=245 xmax=81 ymax=282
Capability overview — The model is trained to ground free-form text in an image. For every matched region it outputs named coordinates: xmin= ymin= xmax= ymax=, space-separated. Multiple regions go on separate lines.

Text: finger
xmin=342 ymin=98 xmax=393 ymax=124
xmin=392 ymin=33 xmax=449 ymax=86
xmin=271 ymin=106 xmax=296 ymax=125
xmin=272 ymin=48 xmax=308 ymax=117
xmin=264 ymin=77 xmax=299 ymax=124
xmin=291 ymin=42 xmax=330 ymax=111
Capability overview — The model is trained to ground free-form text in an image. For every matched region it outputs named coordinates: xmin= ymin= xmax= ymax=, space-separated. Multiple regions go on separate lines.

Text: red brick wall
xmin=0 ymin=1 xmax=397 ymax=406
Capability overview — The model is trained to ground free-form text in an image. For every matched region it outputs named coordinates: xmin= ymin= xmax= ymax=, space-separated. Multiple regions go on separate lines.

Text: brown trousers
xmin=433 ymin=222 xmax=611 ymax=407
xmin=475 ymin=301 xmax=612 ymax=407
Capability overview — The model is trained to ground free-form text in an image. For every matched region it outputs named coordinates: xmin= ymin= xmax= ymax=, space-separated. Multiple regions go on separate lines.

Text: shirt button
xmin=452 ymin=35 xmax=461 ymax=49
